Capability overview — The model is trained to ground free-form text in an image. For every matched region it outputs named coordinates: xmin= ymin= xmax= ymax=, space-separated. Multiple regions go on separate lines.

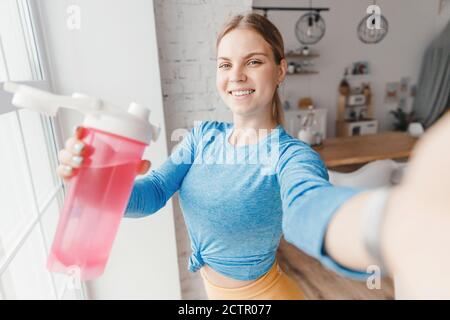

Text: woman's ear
xmin=278 ymin=58 xmax=287 ymax=84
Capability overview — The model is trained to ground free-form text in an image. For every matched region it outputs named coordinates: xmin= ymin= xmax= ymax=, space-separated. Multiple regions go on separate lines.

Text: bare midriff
xmin=202 ymin=265 xmax=258 ymax=288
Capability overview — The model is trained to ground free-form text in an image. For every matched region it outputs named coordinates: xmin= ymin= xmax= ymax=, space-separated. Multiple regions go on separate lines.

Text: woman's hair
xmin=216 ymin=13 xmax=286 ymax=127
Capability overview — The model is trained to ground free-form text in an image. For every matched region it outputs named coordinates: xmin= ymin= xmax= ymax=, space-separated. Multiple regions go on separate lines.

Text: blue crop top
xmin=125 ymin=121 xmax=370 ymax=281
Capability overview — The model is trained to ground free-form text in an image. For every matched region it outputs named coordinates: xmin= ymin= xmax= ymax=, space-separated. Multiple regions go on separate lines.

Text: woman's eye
xmin=248 ymin=60 xmax=261 ymax=66
xmin=218 ymin=61 xmax=260 ymax=69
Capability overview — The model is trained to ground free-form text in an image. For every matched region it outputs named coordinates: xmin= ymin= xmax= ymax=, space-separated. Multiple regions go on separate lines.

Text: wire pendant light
xmin=295 ymin=0 xmax=326 ymax=45
xmin=357 ymin=0 xmax=389 ymax=44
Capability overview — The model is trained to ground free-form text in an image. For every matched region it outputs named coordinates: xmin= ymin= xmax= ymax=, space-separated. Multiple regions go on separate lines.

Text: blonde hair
xmin=216 ymin=13 xmax=286 ymax=127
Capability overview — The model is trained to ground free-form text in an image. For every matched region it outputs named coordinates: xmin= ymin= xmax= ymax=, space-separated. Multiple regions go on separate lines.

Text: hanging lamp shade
xmin=295 ymin=12 xmax=326 ymax=45
xmin=357 ymin=13 xmax=389 ymax=44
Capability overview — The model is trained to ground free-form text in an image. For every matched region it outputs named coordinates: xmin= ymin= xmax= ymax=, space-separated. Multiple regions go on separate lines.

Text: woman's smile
xmin=228 ymin=89 xmax=256 ymax=100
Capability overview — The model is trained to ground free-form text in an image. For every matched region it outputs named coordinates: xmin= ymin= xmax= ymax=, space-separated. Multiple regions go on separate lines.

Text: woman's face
xmin=216 ymin=28 xmax=286 ymax=119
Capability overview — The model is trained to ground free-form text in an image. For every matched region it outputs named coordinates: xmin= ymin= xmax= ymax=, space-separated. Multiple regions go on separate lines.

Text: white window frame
xmin=0 ymin=0 xmax=87 ymax=300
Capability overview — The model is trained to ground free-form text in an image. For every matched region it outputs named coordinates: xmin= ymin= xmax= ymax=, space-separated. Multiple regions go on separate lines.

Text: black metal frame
xmin=251 ymin=6 xmax=330 ymax=17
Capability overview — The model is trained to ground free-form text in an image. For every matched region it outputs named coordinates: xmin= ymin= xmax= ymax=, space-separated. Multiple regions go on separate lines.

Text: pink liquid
xmin=48 ymin=128 xmax=146 ymax=280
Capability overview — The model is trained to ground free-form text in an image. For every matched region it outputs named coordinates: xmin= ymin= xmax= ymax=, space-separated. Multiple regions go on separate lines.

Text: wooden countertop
xmin=313 ymin=131 xmax=419 ymax=168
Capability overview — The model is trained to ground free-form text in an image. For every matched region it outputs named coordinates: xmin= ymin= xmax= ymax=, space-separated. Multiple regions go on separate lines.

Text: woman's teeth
xmin=230 ymin=90 xmax=255 ymax=97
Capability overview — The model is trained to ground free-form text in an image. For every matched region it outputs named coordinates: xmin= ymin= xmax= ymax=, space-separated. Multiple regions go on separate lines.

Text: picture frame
xmin=385 ymin=82 xmax=400 ymax=103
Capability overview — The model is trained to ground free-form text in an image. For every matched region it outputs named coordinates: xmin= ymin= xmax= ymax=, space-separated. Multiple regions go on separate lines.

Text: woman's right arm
xmin=57 ymin=124 xmax=202 ymax=218
xmin=124 ymin=129 xmax=197 ymax=217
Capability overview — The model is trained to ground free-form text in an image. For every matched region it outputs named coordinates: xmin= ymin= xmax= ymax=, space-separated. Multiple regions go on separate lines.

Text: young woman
xmin=57 ymin=13 xmax=450 ymax=299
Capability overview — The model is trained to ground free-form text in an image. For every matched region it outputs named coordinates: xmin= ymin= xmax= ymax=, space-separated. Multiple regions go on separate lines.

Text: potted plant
xmin=389 ymin=107 xmax=420 ymax=131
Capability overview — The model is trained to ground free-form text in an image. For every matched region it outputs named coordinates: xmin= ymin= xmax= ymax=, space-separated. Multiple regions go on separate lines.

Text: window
xmin=0 ymin=0 xmax=86 ymax=299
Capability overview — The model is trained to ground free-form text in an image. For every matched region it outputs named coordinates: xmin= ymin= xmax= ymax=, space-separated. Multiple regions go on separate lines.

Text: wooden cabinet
xmin=336 ymin=81 xmax=376 ymax=137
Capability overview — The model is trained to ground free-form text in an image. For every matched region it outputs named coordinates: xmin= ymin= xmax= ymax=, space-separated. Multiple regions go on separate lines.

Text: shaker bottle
xmin=4 ymin=82 xmax=160 ymax=280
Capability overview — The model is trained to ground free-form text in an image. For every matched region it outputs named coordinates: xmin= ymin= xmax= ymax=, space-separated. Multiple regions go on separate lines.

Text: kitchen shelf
xmin=287 ymin=70 xmax=319 ymax=75
xmin=285 ymin=53 xmax=320 ymax=59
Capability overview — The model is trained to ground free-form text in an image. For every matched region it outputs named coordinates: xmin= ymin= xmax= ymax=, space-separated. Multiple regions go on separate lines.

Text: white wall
xmin=36 ymin=0 xmax=181 ymax=299
xmin=155 ymin=0 xmax=253 ymax=146
xmin=254 ymin=0 xmax=450 ymax=135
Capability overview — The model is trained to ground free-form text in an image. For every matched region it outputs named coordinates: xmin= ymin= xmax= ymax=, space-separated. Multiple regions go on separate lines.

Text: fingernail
xmin=71 ymin=155 xmax=84 ymax=166
xmin=73 ymin=142 xmax=85 ymax=154
xmin=62 ymin=165 xmax=73 ymax=175
xmin=74 ymin=126 xmax=84 ymax=137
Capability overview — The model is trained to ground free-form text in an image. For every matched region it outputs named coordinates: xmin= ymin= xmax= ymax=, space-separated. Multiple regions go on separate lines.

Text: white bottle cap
xmin=83 ymin=102 xmax=159 ymax=145
xmin=128 ymin=102 xmax=150 ymax=120
xmin=3 ymin=82 xmax=160 ymax=145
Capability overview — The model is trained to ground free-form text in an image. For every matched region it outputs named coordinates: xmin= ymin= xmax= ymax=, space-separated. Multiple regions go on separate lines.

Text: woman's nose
xmin=230 ymin=67 xmax=247 ymax=82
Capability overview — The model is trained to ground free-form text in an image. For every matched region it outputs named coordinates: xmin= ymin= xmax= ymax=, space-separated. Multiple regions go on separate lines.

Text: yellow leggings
xmin=199 ymin=260 xmax=305 ymax=300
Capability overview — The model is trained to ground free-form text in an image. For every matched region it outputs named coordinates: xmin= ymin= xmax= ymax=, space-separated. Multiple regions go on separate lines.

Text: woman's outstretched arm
xmin=325 ymin=112 xmax=450 ymax=298
xmin=277 ymin=138 xmax=371 ymax=280
xmin=324 ymin=189 xmax=385 ymax=272
xmin=280 ymin=112 xmax=450 ymax=297
xmin=124 ymin=122 xmax=204 ymax=218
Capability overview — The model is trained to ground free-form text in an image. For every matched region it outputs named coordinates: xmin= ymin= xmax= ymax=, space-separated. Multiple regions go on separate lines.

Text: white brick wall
xmin=154 ymin=0 xmax=252 ymax=149
xmin=153 ymin=0 xmax=252 ymax=300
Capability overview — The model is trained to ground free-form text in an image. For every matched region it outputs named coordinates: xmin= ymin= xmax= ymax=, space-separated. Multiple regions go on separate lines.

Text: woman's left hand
xmin=381 ymin=112 xmax=450 ymax=299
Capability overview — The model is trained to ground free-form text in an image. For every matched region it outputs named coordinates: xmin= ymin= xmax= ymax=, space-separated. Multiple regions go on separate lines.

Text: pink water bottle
xmin=4 ymin=82 xmax=160 ymax=280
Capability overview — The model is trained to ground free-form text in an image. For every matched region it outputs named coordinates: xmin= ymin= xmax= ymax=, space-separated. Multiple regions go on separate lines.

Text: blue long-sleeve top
xmin=125 ymin=121 xmax=370 ymax=281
